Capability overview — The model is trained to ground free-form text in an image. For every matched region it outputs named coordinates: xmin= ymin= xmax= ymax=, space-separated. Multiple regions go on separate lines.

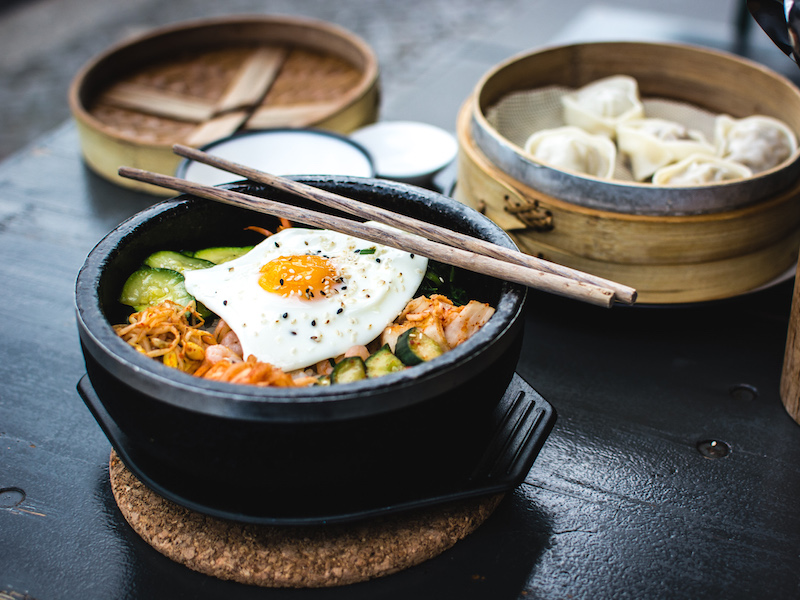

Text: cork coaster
xmin=109 ymin=450 xmax=503 ymax=588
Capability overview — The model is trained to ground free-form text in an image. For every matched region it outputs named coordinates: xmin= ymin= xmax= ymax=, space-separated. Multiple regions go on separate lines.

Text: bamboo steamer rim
xmin=468 ymin=40 xmax=800 ymax=216
xmin=68 ymin=14 xmax=379 ymax=150
xmin=458 ymin=95 xmax=800 ymax=225
xmin=455 ymin=97 xmax=800 ymax=303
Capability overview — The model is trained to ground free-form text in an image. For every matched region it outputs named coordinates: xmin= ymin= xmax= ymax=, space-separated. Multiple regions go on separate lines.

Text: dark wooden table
xmin=3 ymin=7 xmax=800 ymax=597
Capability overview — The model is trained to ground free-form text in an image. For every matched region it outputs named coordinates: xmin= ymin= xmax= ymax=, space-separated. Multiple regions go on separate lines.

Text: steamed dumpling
xmin=652 ymin=153 xmax=752 ymax=186
xmin=561 ymin=75 xmax=645 ymax=138
xmin=714 ymin=114 xmax=797 ymax=173
xmin=617 ymin=118 xmax=715 ymax=181
xmin=524 ymin=126 xmax=617 ymax=179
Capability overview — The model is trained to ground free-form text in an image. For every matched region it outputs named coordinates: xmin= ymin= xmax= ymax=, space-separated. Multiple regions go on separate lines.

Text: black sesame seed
xmin=375 ymin=258 xmax=381 ymax=263
xmin=311 ymin=320 xmax=316 ymax=326
xmin=223 ymin=300 xmax=228 ymax=306
xmin=282 ymin=312 xmax=288 ymax=319
xmin=291 ymin=331 xmax=297 ymax=335
xmin=336 ymin=308 xmax=343 ymax=314
xmin=410 ymin=253 xmax=415 ymax=258
xmin=274 ymin=242 xmax=279 ymax=247
xmin=279 ymin=278 xmax=284 ymax=285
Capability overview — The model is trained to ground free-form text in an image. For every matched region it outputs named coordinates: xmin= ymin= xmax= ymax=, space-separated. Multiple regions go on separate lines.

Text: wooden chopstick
xmin=118 ymin=167 xmax=617 ymax=308
xmin=171 ymin=144 xmax=637 ymax=305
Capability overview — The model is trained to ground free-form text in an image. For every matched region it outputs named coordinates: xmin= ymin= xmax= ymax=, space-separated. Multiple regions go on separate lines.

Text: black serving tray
xmin=78 ymin=372 xmax=555 ymax=525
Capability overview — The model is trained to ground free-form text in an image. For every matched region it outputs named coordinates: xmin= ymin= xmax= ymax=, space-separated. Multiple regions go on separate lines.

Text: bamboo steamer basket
xmin=455 ymin=42 xmax=800 ymax=304
xmin=69 ymin=15 xmax=380 ymax=195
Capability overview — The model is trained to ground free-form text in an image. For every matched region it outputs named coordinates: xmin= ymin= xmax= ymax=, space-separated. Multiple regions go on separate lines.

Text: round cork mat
xmin=109 ymin=450 xmax=503 ymax=588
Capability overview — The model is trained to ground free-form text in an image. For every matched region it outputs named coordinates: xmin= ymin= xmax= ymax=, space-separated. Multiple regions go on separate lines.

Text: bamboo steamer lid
xmin=69 ymin=15 xmax=380 ymax=195
xmin=456 ymin=42 xmax=800 ymax=304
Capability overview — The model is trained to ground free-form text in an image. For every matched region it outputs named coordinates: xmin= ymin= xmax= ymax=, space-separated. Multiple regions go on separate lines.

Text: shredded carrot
xmin=198 ymin=355 xmax=307 ymax=387
xmin=244 ymin=225 xmax=273 ymax=237
xmin=244 ymin=220 xmax=293 ymax=238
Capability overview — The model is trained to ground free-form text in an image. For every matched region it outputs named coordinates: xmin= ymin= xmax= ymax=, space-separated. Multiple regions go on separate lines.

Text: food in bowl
xmin=714 ymin=114 xmax=797 ymax=174
xmin=113 ymin=220 xmax=496 ymax=387
xmin=651 ymin=153 xmax=752 ymax=186
xmin=519 ymin=74 xmax=798 ymax=185
xmin=75 ymin=178 xmax=528 ymax=522
xmin=560 ymin=74 xmax=645 ymax=138
xmin=523 ymin=125 xmax=617 ymax=179
xmin=616 ymin=117 xmax=715 ymax=181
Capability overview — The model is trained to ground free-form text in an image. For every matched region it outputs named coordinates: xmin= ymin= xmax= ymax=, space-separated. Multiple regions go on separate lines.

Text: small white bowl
xmin=349 ymin=121 xmax=458 ymax=186
xmin=177 ymin=128 xmax=375 ymax=186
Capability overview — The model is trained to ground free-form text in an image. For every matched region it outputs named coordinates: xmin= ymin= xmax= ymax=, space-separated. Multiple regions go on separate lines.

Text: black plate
xmin=78 ymin=372 xmax=555 ymax=525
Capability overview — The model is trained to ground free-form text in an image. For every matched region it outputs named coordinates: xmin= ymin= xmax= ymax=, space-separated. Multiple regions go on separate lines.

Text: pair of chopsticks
xmin=118 ymin=144 xmax=637 ymax=308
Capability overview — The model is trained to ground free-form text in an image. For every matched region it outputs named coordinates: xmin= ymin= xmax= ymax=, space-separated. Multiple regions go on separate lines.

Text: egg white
xmin=183 ymin=225 xmax=428 ymax=371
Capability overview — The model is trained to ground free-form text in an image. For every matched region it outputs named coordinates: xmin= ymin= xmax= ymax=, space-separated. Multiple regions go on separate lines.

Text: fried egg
xmin=183 ymin=225 xmax=428 ymax=371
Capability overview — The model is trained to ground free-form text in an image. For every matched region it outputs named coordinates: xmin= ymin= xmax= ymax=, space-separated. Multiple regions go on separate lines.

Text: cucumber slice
xmin=143 ymin=250 xmax=215 ymax=273
xmin=119 ymin=268 xmax=211 ymax=317
xmin=365 ymin=345 xmax=406 ymax=378
xmin=331 ymin=356 xmax=367 ymax=384
xmin=395 ymin=327 xmax=444 ymax=366
xmin=192 ymin=246 xmax=253 ymax=264
xmin=119 ymin=268 xmax=192 ymax=310
xmin=315 ymin=375 xmax=332 ymax=386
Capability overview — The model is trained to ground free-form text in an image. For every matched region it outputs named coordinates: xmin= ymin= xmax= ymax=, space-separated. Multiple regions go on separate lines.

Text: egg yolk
xmin=258 ymin=255 xmax=341 ymax=299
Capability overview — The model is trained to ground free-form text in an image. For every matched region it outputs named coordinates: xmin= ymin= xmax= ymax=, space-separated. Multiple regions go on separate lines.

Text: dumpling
xmin=714 ymin=114 xmax=797 ymax=173
xmin=616 ymin=118 xmax=716 ymax=181
xmin=524 ymin=126 xmax=617 ymax=179
xmin=652 ymin=153 xmax=752 ymax=186
xmin=561 ymin=75 xmax=645 ymax=138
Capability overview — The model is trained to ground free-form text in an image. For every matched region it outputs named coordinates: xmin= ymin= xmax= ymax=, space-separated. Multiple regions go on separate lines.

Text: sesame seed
xmin=223 ymin=300 xmax=228 ymax=306
xmin=337 ymin=307 xmax=343 ymax=314
xmin=311 ymin=320 xmax=316 ymax=326
xmin=282 ymin=312 xmax=288 ymax=319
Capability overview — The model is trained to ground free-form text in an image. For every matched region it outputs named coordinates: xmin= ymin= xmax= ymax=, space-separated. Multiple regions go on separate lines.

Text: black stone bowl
xmin=75 ymin=176 xmax=530 ymax=524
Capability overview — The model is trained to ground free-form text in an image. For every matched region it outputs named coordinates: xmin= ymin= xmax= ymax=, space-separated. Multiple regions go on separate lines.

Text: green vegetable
xmin=417 ymin=261 xmax=468 ymax=305
xmin=120 ymin=268 xmax=192 ymax=310
xmin=365 ymin=345 xmax=406 ymax=378
xmin=143 ymin=250 xmax=215 ymax=273
xmin=395 ymin=327 xmax=444 ymax=366
xmin=119 ymin=267 xmax=211 ymax=317
xmin=331 ymin=356 xmax=367 ymax=383
xmin=192 ymin=246 xmax=254 ymax=264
